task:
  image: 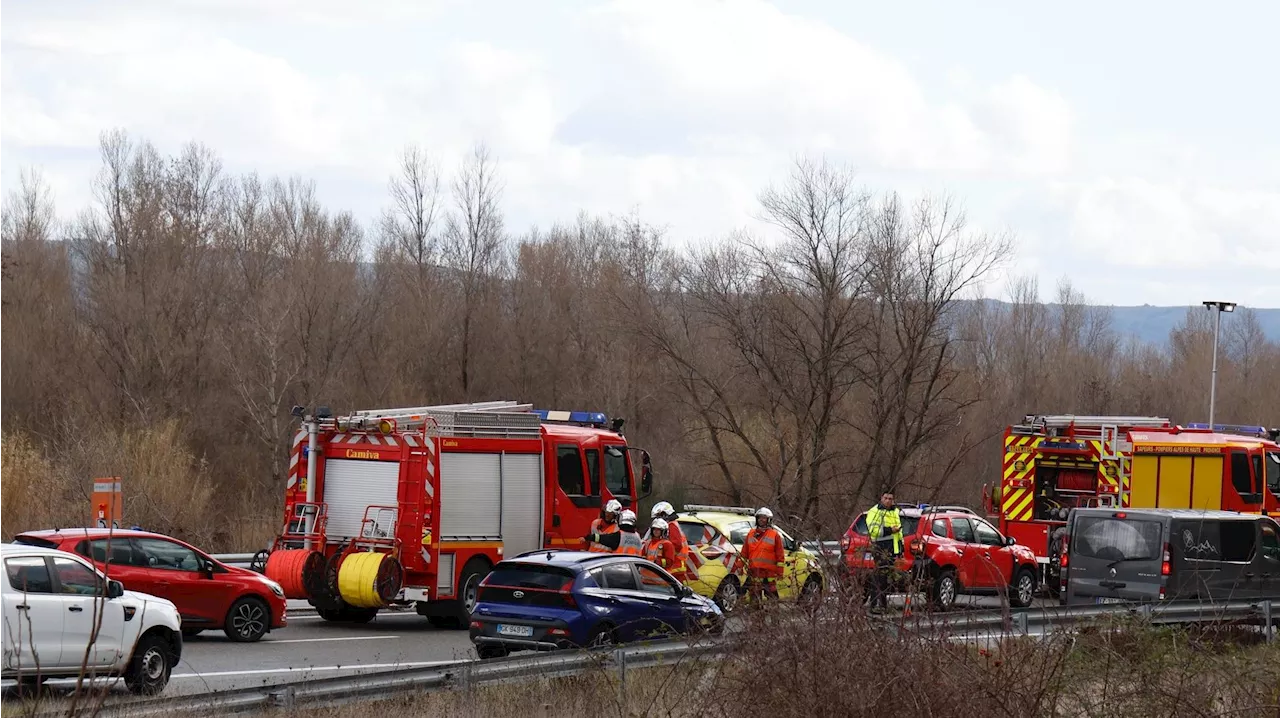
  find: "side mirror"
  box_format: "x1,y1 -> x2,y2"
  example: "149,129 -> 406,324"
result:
638,450 -> 654,498
201,559 -> 215,579
1005,536 -> 1017,546
680,585 -> 694,598
107,579 -> 125,599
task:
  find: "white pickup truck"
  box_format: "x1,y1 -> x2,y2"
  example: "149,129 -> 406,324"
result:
1,542 -> 183,695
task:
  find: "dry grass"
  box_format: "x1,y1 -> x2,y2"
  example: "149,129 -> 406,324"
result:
201,603 -> 1280,718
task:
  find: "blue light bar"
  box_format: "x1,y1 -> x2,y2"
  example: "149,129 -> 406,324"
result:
532,409 -> 609,427
1186,423 -> 1267,436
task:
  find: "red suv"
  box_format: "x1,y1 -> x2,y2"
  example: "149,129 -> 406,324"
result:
14,529 -> 287,641
841,506 -> 1039,610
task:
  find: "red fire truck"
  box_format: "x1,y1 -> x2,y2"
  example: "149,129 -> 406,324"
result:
983,415 -> 1280,591
258,400 -> 653,626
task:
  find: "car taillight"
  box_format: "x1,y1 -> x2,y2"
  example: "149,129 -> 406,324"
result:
548,627 -> 570,637
841,535 -> 851,551
469,620 -> 482,629
1161,542 -> 1171,576
909,539 -> 924,556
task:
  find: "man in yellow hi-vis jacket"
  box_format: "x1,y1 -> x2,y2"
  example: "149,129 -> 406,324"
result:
866,492 -> 902,612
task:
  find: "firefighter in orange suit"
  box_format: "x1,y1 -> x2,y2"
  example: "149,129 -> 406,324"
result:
739,507 -> 785,601
584,509 -> 644,555
651,501 -> 690,581
585,499 -> 622,553
643,518 -> 678,571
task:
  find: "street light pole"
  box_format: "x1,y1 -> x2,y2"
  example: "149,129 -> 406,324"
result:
1202,300 -> 1237,428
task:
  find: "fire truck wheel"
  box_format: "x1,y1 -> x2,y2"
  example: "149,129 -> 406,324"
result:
929,568 -> 958,611
1010,568 -> 1036,608
453,558 -> 490,626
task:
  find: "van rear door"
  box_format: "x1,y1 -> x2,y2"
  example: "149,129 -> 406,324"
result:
1066,513 -> 1166,605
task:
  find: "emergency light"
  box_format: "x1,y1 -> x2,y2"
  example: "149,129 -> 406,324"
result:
1185,422 -> 1268,436
532,409 -> 609,427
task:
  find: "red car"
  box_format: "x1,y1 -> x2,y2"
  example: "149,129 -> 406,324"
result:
841,506 -> 1039,610
14,529 -> 287,641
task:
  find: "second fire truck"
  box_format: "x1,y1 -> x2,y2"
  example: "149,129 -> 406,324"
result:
257,400 -> 653,626
984,414 -> 1280,590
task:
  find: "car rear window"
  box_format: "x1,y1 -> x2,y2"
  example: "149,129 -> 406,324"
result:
485,563 -> 576,589
1074,516 -> 1163,561
852,514 -> 920,536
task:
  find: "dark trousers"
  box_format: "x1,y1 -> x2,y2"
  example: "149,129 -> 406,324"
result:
868,549 -> 898,610
744,575 -> 780,602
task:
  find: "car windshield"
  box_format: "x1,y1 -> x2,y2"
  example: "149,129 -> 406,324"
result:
1073,516 -> 1163,562
485,563 -> 576,589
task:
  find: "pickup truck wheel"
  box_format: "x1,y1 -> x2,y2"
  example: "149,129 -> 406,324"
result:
124,633 -> 173,695
929,569 -> 958,611
225,596 -> 270,642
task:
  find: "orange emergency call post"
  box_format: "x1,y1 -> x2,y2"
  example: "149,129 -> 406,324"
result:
92,477 -> 123,528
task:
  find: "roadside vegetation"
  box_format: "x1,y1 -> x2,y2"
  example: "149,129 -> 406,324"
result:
3,131 -> 1278,550
259,607 -> 1280,718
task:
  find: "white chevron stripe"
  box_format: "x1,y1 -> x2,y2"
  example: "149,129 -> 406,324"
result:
331,434 -> 347,444
367,435 -> 382,446
347,434 -> 362,444
384,436 -> 398,447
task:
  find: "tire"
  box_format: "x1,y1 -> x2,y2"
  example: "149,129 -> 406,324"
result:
929,568 -> 958,611
181,627 -> 204,638
452,559 -> 490,626
800,576 -> 823,604
713,576 -> 741,612
477,644 -> 509,660
319,607 -> 346,622
224,596 -> 271,642
124,632 -> 174,696
586,623 -> 616,649
344,607 -> 378,624
1010,568 -> 1036,608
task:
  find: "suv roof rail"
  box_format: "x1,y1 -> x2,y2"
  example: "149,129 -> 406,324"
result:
682,504 -> 756,516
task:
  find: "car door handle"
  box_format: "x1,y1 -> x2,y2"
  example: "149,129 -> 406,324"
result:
15,604 -> 29,611
68,606 -> 84,612
1244,572 -> 1256,579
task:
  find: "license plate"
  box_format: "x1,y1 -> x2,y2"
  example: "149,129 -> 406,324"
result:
863,552 -> 873,562
1095,597 -> 1127,605
496,623 -> 534,637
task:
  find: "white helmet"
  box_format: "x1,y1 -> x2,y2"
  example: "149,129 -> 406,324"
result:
651,501 -> 675,519
650,518 -> 669,533
605,499 -> 623,515
755,507 -> 773,519
620,510 -> 637,527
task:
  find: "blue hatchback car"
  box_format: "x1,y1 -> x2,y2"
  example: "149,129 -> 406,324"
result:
469,550 -> 724,658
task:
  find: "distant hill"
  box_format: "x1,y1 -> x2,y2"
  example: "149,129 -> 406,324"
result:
969,301 -> 1280,346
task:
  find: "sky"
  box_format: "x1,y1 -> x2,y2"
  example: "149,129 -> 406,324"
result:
3,0 -> 1279,308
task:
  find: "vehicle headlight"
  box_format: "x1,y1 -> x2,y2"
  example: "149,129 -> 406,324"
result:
260,577 -> 285,598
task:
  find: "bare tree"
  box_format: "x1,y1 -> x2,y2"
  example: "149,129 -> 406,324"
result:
442,144 -> 506,399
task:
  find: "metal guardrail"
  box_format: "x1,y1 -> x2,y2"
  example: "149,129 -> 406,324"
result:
32,638 -> 727,718
889,598 -> 1277,638
211,553 -> 257,568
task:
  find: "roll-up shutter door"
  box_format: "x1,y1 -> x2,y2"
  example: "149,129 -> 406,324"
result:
440,453 -> 501,539
501,453 -> 543,558
321,459 -> 401,539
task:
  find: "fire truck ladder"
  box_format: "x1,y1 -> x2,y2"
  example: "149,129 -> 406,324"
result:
337,401 -> 543,439
1023,415 -> 1172,460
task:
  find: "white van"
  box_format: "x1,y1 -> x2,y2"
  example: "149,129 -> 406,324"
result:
1,543 -> 183,695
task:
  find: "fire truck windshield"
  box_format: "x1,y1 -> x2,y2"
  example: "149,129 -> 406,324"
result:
1267,452 -> 1280,494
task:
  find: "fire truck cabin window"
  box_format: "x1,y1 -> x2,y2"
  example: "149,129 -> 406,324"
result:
603,445 -> 632,497
1268,453 -> 1280,494
556,445 -> 586,496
